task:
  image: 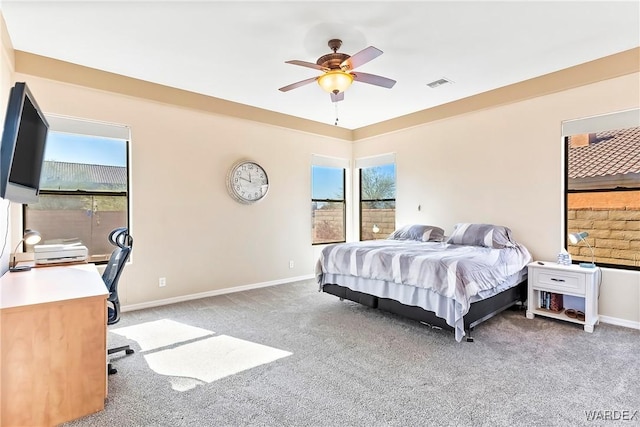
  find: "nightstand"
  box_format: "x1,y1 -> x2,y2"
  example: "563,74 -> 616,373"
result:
526,261 -> 601,332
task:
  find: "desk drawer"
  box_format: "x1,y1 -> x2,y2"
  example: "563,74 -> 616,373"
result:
533,270 -> 586,294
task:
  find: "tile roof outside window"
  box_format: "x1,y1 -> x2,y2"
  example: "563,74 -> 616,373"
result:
40,161 -> 127,191
568,127 -> 640,179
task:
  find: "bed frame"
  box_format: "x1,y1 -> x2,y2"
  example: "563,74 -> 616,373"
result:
322,280 -> 527,342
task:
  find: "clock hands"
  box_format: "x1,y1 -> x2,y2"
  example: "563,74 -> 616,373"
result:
239,171 -> 254,183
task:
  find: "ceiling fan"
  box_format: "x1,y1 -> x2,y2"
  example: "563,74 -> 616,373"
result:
279,39 -> 396,102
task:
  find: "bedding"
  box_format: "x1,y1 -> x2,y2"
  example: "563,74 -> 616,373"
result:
315,235 -> 532,341
387,224 -> 445,242
445,223 -> 516,249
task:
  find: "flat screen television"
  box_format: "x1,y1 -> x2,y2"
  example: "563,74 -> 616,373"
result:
0,82 -> 49,204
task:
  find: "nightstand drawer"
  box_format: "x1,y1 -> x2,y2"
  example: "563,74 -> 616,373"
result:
532,270 -> 586,294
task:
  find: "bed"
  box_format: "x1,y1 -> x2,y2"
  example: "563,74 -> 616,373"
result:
315,223 -> 532,342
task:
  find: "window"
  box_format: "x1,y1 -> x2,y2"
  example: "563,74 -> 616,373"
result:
311,155 -> 347,245
563,109 -> 639,270
24,115 -> 130,263
357,154 -> 396,241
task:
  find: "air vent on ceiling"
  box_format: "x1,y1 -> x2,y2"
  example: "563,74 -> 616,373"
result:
426,77 -> 453,89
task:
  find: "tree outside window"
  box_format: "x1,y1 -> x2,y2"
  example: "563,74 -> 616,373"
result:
360,164 -> 395,240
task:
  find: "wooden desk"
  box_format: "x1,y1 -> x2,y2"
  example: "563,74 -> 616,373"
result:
0,264 -> 108,426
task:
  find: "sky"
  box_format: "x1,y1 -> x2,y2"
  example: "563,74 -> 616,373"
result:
312,166 -> 343,199
312,163 -> 395,199
44,131 -> 127,167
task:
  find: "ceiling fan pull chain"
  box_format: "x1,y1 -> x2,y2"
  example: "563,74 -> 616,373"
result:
334,102 -> 339,126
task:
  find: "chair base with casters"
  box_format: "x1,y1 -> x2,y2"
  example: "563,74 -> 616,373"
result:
108,344 -> 135,375
107,300 -> 134,374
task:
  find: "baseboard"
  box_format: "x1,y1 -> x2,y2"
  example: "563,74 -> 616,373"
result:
599,315 -> 640,330
121,274 -> 315,312
121,278 -> 640,331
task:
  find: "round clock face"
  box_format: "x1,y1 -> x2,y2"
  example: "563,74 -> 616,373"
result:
226,160 -> 269,204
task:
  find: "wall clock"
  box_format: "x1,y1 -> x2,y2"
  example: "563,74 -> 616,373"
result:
226,160 -> 270,204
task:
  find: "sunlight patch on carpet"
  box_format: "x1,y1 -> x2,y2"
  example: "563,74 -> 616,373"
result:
111,318 -> 214,351
143,335 -> 293,391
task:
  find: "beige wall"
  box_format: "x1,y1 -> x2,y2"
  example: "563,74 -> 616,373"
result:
0,14 -> 14,275
10,74 -> 352,305
1,10 -> 638,325
353,72 -> 640,324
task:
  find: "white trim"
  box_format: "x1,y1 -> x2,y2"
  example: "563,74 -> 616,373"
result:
44,113 -> 131,140
562,108 -> 640,136
355,152 -> 396,169
311,154 -> 349,169
599,315 -> 640,331
122,275 -> 640,332
120,274 -> 315,312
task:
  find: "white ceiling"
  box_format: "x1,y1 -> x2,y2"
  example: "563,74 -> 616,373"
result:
2,1 -> 639,130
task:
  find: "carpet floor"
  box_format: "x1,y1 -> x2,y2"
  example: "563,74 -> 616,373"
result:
65,279 -> 640,427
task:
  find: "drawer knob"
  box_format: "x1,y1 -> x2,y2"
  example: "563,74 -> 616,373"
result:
550,278 -> 566,282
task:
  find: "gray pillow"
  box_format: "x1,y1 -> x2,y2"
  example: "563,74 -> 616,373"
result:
445,223 -> 516,248
388,224 -> 445,242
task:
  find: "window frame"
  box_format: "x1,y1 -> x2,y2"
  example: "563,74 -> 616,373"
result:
311,155 -> 349,246
356,153 -> 396,242
562,109 -> 640,271
22,115 -> 131,265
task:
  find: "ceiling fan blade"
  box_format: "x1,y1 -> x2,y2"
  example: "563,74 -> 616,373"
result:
330,92 -> 344,103
278,76 -> 318,92
341,46 -> 383,71
285,60 -> 328,71
352,71 -> 396,89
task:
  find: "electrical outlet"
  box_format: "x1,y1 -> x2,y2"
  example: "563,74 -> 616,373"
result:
159,277 -> 166,287
289,260 -> 294,269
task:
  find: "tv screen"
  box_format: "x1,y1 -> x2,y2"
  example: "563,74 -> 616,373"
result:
0,82 -> 49,204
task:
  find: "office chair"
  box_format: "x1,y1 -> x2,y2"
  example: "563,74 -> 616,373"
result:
104,227 -> 134,375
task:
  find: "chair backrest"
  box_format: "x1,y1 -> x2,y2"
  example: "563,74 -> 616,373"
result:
103,227 -> 133,325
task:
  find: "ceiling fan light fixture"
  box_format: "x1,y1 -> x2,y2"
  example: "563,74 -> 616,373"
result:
317,70 -> 354,94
